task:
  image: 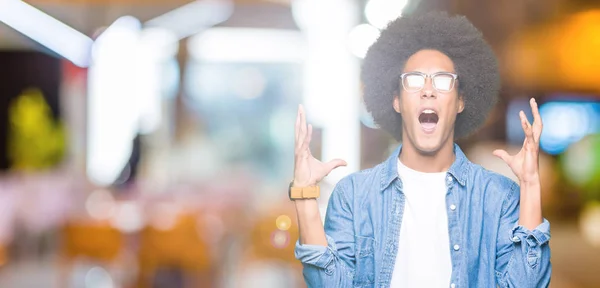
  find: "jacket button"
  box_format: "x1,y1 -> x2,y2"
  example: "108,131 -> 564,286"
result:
450,204 -> 456,211
453,244 -> 460,251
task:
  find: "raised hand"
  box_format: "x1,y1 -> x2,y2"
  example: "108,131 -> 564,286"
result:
294,105 -> 347,187
493,98 -> 543,184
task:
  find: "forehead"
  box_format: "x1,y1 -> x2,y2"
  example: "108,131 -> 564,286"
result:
403,49 -> 455,73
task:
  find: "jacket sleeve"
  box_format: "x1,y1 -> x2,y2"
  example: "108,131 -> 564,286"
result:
295,180 -> 355,287
495,182 -> 552,288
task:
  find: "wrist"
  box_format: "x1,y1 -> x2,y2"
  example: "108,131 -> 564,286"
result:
292,180 -> 316,187
294,198 -> 318,206
519,174 -> 540,187
518,181 -> 543,229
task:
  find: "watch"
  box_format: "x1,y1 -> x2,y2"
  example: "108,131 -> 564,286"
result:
288,180 -> 320,200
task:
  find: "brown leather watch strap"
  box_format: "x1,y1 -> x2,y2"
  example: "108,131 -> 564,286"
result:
290,185 -> 320,199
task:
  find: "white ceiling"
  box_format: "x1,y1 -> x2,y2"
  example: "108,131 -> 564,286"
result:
0,1 -> 299,51
0,3 -> 191,49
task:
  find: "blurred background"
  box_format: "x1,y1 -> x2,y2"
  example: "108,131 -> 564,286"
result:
0,0 -> 599,287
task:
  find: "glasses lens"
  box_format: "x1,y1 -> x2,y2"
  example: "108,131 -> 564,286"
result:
433,74 -> 454,92
403,74 -> 425,92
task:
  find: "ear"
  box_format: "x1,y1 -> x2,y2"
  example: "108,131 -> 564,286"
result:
458,95 -> 465,113
393,94 -> 401,113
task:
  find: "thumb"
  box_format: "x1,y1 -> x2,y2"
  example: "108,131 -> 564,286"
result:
325,159 -> 347,173
492,149 -> 511,164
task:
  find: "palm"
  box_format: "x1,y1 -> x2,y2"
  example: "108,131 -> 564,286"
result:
493,98 -> 542,184
294,105 -> 346,186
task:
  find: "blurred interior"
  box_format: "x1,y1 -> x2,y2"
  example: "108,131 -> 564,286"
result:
0,0 -> 600,287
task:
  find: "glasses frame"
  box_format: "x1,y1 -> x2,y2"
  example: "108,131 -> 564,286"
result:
400,71 -> 459,93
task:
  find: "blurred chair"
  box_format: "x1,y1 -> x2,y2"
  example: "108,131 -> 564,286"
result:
136,212 -> 213,288
59,220 -> 125,287
238,200 -> 304,288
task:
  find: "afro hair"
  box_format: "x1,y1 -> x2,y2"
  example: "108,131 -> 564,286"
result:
361,11 -> 500,141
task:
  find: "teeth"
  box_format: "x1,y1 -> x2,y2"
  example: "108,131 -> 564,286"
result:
422,109 -> 435,114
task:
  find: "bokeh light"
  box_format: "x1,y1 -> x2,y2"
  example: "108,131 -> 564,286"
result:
84,266 -> 114,288
580,201 -> 600,248
149,202 -> 180,231
85,189 -> 116,220
275,215 -> 292,231
538,101 -> 600,155
347,24 -> 380,59
270,230 -> 290,249
109,201 -> 143,233
555,10 -> 600,90
562,134 -> 600,196
364,0 -> 408,29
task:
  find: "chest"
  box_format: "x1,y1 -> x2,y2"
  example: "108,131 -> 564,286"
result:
351,182 -> 505,286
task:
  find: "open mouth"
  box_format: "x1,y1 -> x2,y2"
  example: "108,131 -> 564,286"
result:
419,109 -> 439,133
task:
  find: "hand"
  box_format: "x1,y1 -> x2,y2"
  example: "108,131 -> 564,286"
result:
294,105 -> 347,187
493,98 -> 542,184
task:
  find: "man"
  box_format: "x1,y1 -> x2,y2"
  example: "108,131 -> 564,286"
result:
290,11 -> 551,288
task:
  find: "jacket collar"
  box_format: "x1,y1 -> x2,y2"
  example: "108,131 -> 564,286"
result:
380,143 -> 469,191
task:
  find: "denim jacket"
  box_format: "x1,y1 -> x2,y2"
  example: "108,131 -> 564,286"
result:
295,144 -> 551,287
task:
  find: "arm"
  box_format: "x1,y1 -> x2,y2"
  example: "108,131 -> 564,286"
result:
291,104 -> 351,287
295,195 -> 327,248
294,182 -> 355,287
495,182 -> 551,288
493,98 -> 551,287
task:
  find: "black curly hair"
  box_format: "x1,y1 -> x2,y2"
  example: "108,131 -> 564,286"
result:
361,11 -> 500,141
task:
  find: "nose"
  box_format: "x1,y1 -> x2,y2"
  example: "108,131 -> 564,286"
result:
421,89 -> 435,98
421,77 -> 435,98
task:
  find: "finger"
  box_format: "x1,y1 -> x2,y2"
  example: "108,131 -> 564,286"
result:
295,106 -> 301,144
530,98 -> 543,141
300,124 -> 313,153
297,105 -> 307,151
325,159 -> 348,174
519,110 -> 533,139
492,149 -> 512,164
300,104 -> 307,132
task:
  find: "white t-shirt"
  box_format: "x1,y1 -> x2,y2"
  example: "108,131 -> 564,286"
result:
390,159 -> 452,287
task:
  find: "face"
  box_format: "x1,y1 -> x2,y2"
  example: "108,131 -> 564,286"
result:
393,49 -> 464,154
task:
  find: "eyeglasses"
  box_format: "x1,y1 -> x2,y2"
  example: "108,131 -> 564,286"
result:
400,71 -> 458,93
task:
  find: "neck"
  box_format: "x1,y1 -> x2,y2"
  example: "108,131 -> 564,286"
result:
399,137 -> 455,173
